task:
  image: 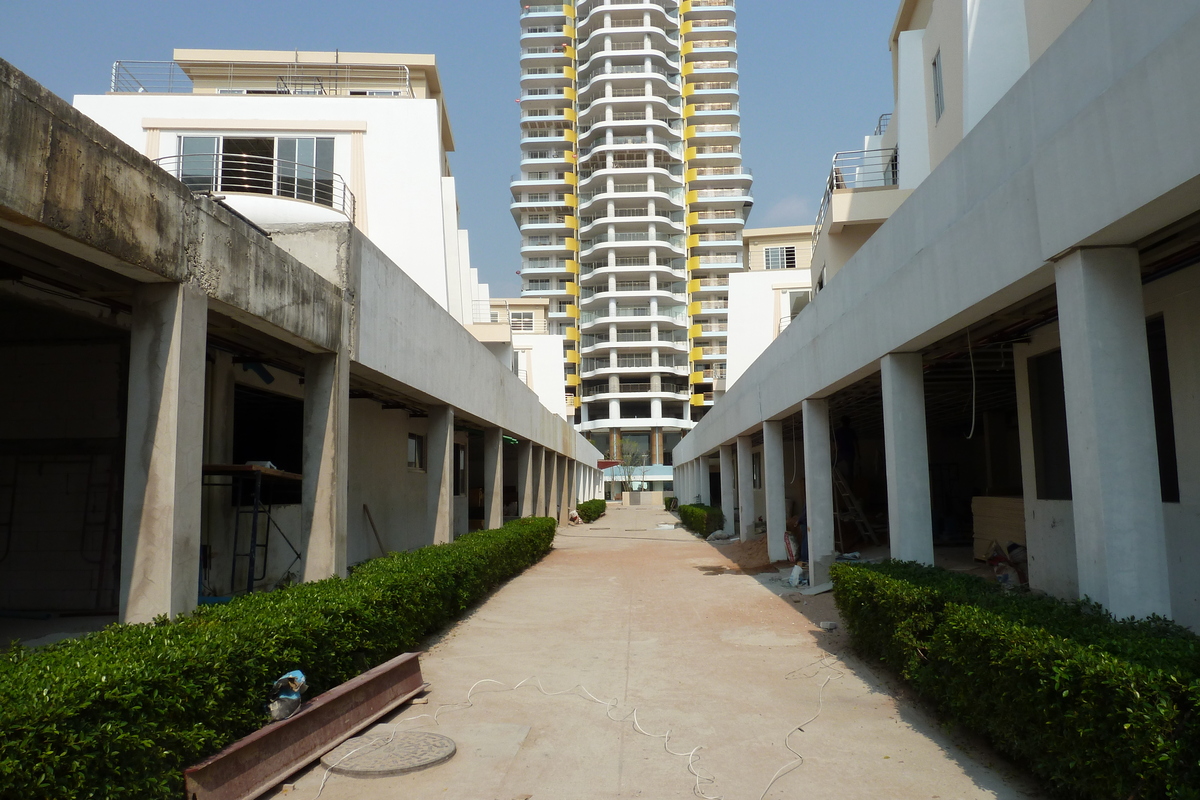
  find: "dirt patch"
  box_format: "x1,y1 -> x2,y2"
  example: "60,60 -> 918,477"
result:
706,536 -> 771,570
695,563 -> 779,577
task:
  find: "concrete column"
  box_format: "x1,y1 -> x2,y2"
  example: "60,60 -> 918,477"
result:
202,351 -> 236,595
426,406 -> 455,544
120,284 -> 207,623
532,445 -> 546,517
1055,247 -> 1170,619
736,435 -> 756,541
301,349 -> 349,582
546,451 -> 559,519
803,398 -> 836,586
881,353 -> 934,565
763,420 -> 787,563
557,455 -> 570,525
698,457 -> 712,506
719,444 -> 736,535
567,460 -> 578,511
517,440 -> 534,517
1164,290 -> 1200,505
483,427 -> 504,529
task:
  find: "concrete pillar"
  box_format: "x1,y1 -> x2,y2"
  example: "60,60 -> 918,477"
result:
483,427 -> 504,529
517,440 -> 534,517
301,349 -> 349,582
426,406 -> 455,544
1055,247 -> 1170,619
532,445 -> 546,517
120,283 -> 207,624
719,444 -> 736,535
202,351 -> 236,595
764,420 -> 787,563
698,457 -> 712,506
736,435 -> 755,541
557,455 -> 570,525
546,451 -> 559,519
567,460 -> 578,511
803,398 -> 836,586
881,353 -> 934,565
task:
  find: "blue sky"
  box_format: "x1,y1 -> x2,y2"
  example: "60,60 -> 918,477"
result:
1,1 -> 897,297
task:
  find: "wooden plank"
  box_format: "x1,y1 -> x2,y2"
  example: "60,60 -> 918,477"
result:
184,652 -> 428,800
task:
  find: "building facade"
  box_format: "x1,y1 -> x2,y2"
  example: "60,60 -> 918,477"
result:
672,0 -> 1200,631
512,0 -> 751,491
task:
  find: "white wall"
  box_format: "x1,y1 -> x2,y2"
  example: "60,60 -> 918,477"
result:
727,269 -> 811,388
964,0 -> 1031,134
514,332 -> 570,420
896,28 -> 932,190
72,93 -> 454,312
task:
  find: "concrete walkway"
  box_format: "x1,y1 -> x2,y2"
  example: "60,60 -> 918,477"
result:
269,504 -> 1043,800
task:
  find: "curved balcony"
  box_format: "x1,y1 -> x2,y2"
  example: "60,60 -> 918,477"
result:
579,262 -> 686,282
581,307 -> 688,328
576,45 -> 680,77
577,210 -> 684,235
579,288 -> 687,309
156,153 -> 355,224
581,384 -> 692,402
580,338 -> 689,356
577,22 -> 679,52
578,417 -> 694,434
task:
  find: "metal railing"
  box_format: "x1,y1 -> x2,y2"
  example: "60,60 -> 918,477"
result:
154,153 -> 354,220
812,146 -> 899,253
874,112 -> 893,136
110,60 -> 412,97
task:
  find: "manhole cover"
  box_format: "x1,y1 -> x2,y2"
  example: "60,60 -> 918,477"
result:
321,730 -> 456,777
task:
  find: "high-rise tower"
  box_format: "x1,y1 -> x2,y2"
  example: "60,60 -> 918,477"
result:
513,0 -> 750,492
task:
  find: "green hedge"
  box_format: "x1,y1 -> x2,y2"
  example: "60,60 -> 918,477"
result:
0,517 -> 557,800
577,499 -> 606,523
678,504 -> 724,535
831,561 -> 1200,799
664,496 -> 678,512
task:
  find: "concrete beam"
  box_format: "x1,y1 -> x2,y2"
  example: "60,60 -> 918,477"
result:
119,283 -> 207,623
1056,247 -> 1170,618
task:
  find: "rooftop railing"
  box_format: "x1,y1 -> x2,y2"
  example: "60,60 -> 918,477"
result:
154,153 -> 354,221
110,60 -> 412,97
812,145 -> 899,253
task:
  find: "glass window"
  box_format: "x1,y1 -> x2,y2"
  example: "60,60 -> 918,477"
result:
764,246 -> 796,270
180,136 -> 218,192
407,433 -> 425,470
752,451 -> 762,489
932,50 -> 945,122
511,311 -> 535,332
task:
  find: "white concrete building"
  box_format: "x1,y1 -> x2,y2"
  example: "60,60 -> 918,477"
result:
74,50 -> 488,324
512,0 -> 752,494
672,0 -> 1200,629
0,58 -> 604,630
469,297 -> 572,420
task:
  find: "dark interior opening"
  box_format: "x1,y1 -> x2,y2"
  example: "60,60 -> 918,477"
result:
232,385 -> 303,505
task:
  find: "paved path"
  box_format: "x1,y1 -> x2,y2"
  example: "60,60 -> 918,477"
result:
270,504 -> 1042,800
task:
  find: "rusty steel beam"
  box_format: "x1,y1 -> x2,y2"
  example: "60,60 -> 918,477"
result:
184,652 -> 429,800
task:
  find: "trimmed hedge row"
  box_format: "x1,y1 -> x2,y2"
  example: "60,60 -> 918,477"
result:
0,517 -> 557,800
577,499 -> 606,523
831,561 -> 1200,799
678,504 -> 724,535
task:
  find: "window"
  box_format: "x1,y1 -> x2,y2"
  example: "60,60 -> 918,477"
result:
454,443 -> 466,496
763,246 -> 797,270
511,311 -> 535,331
751,451 -> 762,489
932,50 -> 945,122
407,433 -> 425,470
526,279 -> 551,292
1028,350 -> 1071,500
178,135 -> 335,206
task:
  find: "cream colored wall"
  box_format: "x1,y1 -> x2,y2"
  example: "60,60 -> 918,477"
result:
1025,0 -> 1092,64
923,0 -> 964,172
744,231 -> 814,272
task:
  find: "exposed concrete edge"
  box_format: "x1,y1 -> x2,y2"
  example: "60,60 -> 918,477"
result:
184,652 -> 428,800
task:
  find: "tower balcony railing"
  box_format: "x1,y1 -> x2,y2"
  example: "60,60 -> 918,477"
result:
812,145 -> 900,254
109,60 -> 413,97
154,153 -> 354,221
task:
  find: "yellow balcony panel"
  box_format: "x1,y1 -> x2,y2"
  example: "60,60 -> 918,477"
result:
565,193 -> 579,207
684,125 -> 697,140
681,0 -> 693,13
565,258 -> 580,272
682,62 -> 695,77
686,212 -> 699,226
564,4 -> 576,19
567,374 -> 582,386
683,105 -> 696,119
686,279 -> 700,294
681,20 -> 693,34
682,84 -> 695,98
565,65 -> 577,79
565,216 -> 579,230
687,256 -> 700,271
688,323 -> 702,338
686,234 -> 700,248
566,281 -> 580,296
685,146 -> 697,160
565,129 -> 578,142
565,172 -> 579,185
566,349 -> 581,364
573,394 -> 582,408
565,108 -> 578,122
565,325 -> 580,341
682,42 -> 694,56
565,235 -> 579,250
565,45 -> 577,58
567,304 -> 580,318
686,189 -> 699,204
686,168 -> 698,182
566,150 -> 578,163
689,371 -> 704,385
687,306 -> 701,321
564,24 -> 576,38
690,393 -> 705,407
